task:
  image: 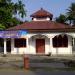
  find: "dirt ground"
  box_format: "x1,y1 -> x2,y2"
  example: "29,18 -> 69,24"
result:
0,70 -> 75,75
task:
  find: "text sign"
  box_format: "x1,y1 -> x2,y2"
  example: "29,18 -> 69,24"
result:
0,30 -> 28,38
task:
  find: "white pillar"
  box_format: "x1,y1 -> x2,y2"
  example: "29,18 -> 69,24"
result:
50,37 -> 53,54
4,38 -> 7,54
24,37 -> 29,54
11,38 -> 14,54
73,38 -> 74,46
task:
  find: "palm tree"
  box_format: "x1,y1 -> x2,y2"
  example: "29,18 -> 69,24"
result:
13,0 -> 26,18
55,14 -> 67,24
67,3 -> 75,25
17,0 -> 26,18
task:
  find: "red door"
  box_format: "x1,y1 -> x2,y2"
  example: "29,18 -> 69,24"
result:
36,39 -> 45,53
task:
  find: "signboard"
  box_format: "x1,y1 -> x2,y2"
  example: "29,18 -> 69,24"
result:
18,30 -> 28,36
0,31 -> 4,38
0,30 -> 28,38
4,31 -> 20,38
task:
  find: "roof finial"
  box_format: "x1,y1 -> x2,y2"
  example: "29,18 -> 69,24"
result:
41,8 -> 43,10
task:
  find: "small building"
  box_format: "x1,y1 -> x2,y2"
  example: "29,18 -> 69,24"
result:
0,8 -> 75,55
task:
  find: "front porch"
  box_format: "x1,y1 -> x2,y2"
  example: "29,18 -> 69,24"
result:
0,33 -> 75,55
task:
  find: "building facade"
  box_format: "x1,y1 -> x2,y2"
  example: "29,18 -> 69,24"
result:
0,8 -> 75,55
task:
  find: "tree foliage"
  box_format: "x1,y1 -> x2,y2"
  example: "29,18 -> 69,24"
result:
55,3 -> 75,26
56,14 -> 67,24
0,0 -> 26,29
67,3 -> 75,25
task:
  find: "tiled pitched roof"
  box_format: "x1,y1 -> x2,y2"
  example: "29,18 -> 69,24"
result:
7,21 -> 74,32
30,8 -> 53,18
7,8 -> 75,32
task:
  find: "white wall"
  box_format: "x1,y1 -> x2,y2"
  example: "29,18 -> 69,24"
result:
28,37 -> 36,54
11,32 -> 75,55
29,36 -> 50,54
45,38 -> 50,54
28,33 -> 74,55
33,17 -> 50,21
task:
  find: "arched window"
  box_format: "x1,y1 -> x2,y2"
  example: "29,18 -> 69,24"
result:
62,35 -> 68,47
53,36 -> 58,47
53,34 -> 68,47
58,35 -> 62,47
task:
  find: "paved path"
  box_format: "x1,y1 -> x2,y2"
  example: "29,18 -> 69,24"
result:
30,62 -> 65,68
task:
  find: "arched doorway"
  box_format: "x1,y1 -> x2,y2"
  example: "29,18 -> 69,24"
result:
30,34 -> 49,54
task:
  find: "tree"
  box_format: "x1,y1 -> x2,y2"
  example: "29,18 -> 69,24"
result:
0,24 -> 6,30
55,14 -> 67,24
66,3 -> 75,25
17,0 -> 26,18
0,0 -> 26,29
55,3 -> 75,26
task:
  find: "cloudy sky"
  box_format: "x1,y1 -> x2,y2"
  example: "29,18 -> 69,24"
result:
12,0 -> 75,21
